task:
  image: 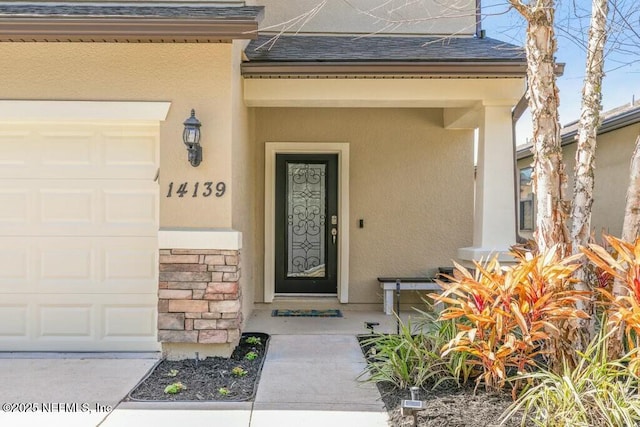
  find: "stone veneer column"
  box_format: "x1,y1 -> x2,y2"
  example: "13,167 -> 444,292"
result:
158,249 -> 242,348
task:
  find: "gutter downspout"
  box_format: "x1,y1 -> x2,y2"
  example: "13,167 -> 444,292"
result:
476,0 -> 482,38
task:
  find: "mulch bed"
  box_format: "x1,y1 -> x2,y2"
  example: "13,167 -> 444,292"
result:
358,335 -> 530,427
127,332 -> 269,402
379,382 -> 527,427
128,330 -> 528,425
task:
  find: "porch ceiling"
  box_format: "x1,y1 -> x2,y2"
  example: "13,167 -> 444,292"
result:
243,77 -> 526,108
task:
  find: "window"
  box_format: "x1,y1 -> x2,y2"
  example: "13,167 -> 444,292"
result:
519,167 -> 534,231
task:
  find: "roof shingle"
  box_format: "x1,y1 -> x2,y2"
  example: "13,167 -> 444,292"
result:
0,3 -> 264,19
245,35 -> 525,63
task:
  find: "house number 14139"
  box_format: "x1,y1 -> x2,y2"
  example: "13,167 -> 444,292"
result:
166,181 -> 226,198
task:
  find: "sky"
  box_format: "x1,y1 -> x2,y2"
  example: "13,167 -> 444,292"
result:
481,0 -> 640,146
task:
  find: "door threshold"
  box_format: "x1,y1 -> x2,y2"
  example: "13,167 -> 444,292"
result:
263,295 -> 341,310
274,294 -> 338,298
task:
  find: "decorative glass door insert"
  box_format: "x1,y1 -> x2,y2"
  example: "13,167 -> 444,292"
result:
286,163 -> 326,278
275,154 -> 338,294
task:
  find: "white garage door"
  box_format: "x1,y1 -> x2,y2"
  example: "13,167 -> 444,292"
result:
0,121 -> 160,351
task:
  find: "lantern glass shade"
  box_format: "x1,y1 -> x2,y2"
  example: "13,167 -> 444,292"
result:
185,128 -> 198,144
182,109 -> 201,146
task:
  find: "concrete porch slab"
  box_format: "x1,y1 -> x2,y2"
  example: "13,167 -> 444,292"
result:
246,308 -> 424,335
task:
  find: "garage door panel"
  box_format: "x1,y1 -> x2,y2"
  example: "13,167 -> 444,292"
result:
40,246 -> 95,282
0,305 -> 28,337
39,305 -> 92,338
0,246 -> 29,285
0,181 -> 158,236
104,246 -> 157,283
0,237 -> 157,294
104,131 -> 157,168
0,189 -> 28,224
104,189 -> 158,227
0,120 -> 159,351
0,295 -> 159,351
0,123 -> 158,180
103,305 -> 156,339
39,131 -> 95,167
40,189 -> 94,224
0,129 -> 30,169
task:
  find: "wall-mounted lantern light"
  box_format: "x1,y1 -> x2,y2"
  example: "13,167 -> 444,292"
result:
183,109 -> 202,167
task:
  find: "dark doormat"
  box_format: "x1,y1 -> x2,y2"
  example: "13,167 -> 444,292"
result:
271,309 -> 343,317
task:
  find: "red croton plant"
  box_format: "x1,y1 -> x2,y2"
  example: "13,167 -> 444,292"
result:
583,235 -> 640,360
430,247 -> 589,393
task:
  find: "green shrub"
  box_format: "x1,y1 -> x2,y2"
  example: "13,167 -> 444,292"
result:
231,366 -> 247,377
359,316 -> 448,389
501,328 -> 640,427
164,382 -> 186,394
245,336 -> 262,346
413,304 -> 475,387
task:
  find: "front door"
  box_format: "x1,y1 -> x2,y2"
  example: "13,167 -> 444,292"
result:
275,154 -> 338,294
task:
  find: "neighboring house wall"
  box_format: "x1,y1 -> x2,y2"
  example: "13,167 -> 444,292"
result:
253,0 -> 477,35
53,0 -> 477,35
517,121 -> 640,241
253,107 -> 475,304
590,123 -> 640,236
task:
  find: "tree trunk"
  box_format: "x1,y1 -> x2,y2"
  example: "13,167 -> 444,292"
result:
570,0 -> 608,253
570,0 -> 609,345
510,0 -> 572,372
511,0 -> 569,256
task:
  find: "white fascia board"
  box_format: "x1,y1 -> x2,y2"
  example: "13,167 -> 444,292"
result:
0,100 -> 171,121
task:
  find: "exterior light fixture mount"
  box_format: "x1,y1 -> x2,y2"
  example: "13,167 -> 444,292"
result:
183,109 -> 202,167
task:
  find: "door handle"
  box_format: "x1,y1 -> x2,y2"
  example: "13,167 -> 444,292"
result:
331,227 -> 337,244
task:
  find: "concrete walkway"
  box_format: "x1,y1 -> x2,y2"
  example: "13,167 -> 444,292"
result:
0,311 -> 395,426
251,334 -> 387,426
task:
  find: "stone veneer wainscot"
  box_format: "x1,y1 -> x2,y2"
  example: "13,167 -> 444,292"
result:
158,249 -> 242,348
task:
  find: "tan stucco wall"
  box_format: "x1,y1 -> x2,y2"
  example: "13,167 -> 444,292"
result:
0,42 -> 235,228
517,122 -> 640,241
254,0 -> 477,35
254,107 -> 474,304
230,40 -> 257,323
